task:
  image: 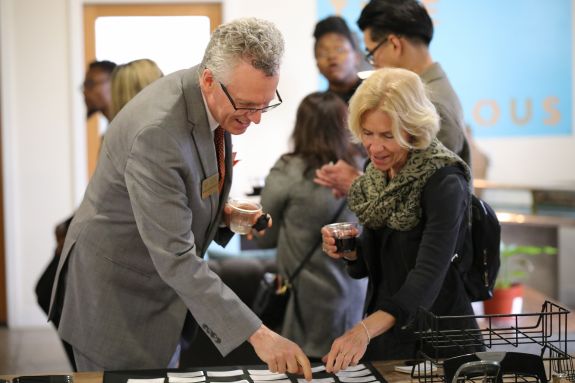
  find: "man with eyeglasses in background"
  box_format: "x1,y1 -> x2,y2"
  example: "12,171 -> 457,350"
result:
48,17 -> 312,378
315,0 -> 471,197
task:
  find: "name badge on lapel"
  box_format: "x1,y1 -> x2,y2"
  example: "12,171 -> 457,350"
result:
201,173 -> 219,199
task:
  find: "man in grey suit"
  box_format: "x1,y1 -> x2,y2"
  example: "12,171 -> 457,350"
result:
314,0 -> 471,196
49,18 -> 312,378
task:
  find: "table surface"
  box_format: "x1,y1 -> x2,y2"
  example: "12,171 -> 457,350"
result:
0,361 -> 417,383
2,287 -> 571,383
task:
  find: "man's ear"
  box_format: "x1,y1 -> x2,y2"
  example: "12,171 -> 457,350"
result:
388,34 -> 402,54
200,68 -> 215,93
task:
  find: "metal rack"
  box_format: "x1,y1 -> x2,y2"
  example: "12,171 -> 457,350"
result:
411,301 -> 574,383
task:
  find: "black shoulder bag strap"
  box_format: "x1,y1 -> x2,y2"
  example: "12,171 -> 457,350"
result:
285,198 -> 348,284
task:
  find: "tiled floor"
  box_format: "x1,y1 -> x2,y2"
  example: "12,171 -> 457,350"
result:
0,326 -> 73,375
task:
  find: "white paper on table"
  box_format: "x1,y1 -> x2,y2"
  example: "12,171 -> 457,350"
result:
206,370 -> 245,378
311,366 -> 326,373
168,372 -> 205,378
247,369 -> 273,375
248,374 -> 288,380
210,380 -> 249,383
339,365 -> 366,372
127,379 -> 165,383
253,380 -> 292,383
336,369 -> 372,378
168,377 -> 206,383
297,378 -> 334,383
394,362 -> 437,375
337,376 -> 377,383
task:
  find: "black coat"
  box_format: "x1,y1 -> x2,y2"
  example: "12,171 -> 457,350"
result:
348,166 -> 478,360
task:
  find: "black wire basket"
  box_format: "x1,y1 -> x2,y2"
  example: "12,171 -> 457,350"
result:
409,301 -> 575,383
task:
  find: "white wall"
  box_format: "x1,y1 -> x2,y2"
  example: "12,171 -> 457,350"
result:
0,0 -> 573,327
1,0 -> 76,327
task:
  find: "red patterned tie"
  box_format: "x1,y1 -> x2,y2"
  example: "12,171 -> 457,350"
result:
214,126 -> 225,193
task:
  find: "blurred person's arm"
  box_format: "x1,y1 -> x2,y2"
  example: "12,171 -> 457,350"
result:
314,160 -> 362,198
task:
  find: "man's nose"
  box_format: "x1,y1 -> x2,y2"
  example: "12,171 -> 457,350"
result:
247,110 -> 263,124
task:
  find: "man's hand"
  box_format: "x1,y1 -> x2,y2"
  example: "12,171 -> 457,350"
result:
314,160 -> 361,198
249,325 -> 312,381
249,212 -> 272,240
223,204 -> 272,240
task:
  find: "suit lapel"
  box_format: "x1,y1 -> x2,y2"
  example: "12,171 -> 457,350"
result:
182,66 -> 222,247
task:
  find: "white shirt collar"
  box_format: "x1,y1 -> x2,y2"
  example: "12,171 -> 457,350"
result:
201,90 -> 219,132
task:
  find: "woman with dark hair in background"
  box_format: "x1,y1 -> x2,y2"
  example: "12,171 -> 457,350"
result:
256,91 -> 367,360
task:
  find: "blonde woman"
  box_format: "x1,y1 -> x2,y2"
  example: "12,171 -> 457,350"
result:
321,67 -> 479,370
110,58 -> 164,119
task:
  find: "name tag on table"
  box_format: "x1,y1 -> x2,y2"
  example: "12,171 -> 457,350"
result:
202,173 -> 219,199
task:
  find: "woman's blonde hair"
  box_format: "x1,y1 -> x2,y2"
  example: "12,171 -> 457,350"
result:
110,59 -> 164,119
348,67 -> 439,150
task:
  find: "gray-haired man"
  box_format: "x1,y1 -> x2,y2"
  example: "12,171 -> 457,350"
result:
49,18 -> 312,378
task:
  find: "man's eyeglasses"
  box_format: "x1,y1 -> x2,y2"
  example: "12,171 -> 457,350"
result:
364,38 -> 388,66
219,83 -> 282,114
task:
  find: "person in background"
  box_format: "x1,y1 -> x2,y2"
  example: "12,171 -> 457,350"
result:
321,68 -> 478,371
315,0 -> 471,197
256,91 -> 367,360
48,17 -> 312,378
313,16 -> 363,104
83,60 -> 117,121
109,58 -> 164,119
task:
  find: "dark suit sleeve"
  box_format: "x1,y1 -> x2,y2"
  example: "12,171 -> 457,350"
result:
376,170 -> 469,327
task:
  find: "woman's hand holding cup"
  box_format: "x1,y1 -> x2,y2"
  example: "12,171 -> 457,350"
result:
322,222 -> 360,261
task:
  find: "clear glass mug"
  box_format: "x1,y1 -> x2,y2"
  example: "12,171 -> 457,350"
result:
228,199 -> 262,235
323,222 -> 361,253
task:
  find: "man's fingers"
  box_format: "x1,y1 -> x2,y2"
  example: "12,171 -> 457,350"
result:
296,353 -> 312,381
276,358 -> 287,374
265,355 -> 279,373
286,353 -> 300,375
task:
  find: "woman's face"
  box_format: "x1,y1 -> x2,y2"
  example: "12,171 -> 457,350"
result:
360,109 -> 410,177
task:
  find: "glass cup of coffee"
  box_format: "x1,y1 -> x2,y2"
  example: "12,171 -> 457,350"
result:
323,222 -> 361,253
228,199 -> 262,235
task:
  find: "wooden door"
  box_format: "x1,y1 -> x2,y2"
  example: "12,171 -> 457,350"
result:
83,3 -> 222,177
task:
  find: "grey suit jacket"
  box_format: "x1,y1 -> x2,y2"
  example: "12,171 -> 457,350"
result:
49,66 -> 262,369
421,62 -> 471,165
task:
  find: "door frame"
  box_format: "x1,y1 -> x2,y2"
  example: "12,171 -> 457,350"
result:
0,92 -> 5,325
83,3 -> 222,178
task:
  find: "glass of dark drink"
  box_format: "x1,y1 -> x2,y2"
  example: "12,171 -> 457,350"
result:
323,222 -> 361,253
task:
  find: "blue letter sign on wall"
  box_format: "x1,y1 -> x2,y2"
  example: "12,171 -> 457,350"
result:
316,0 -> 572,138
